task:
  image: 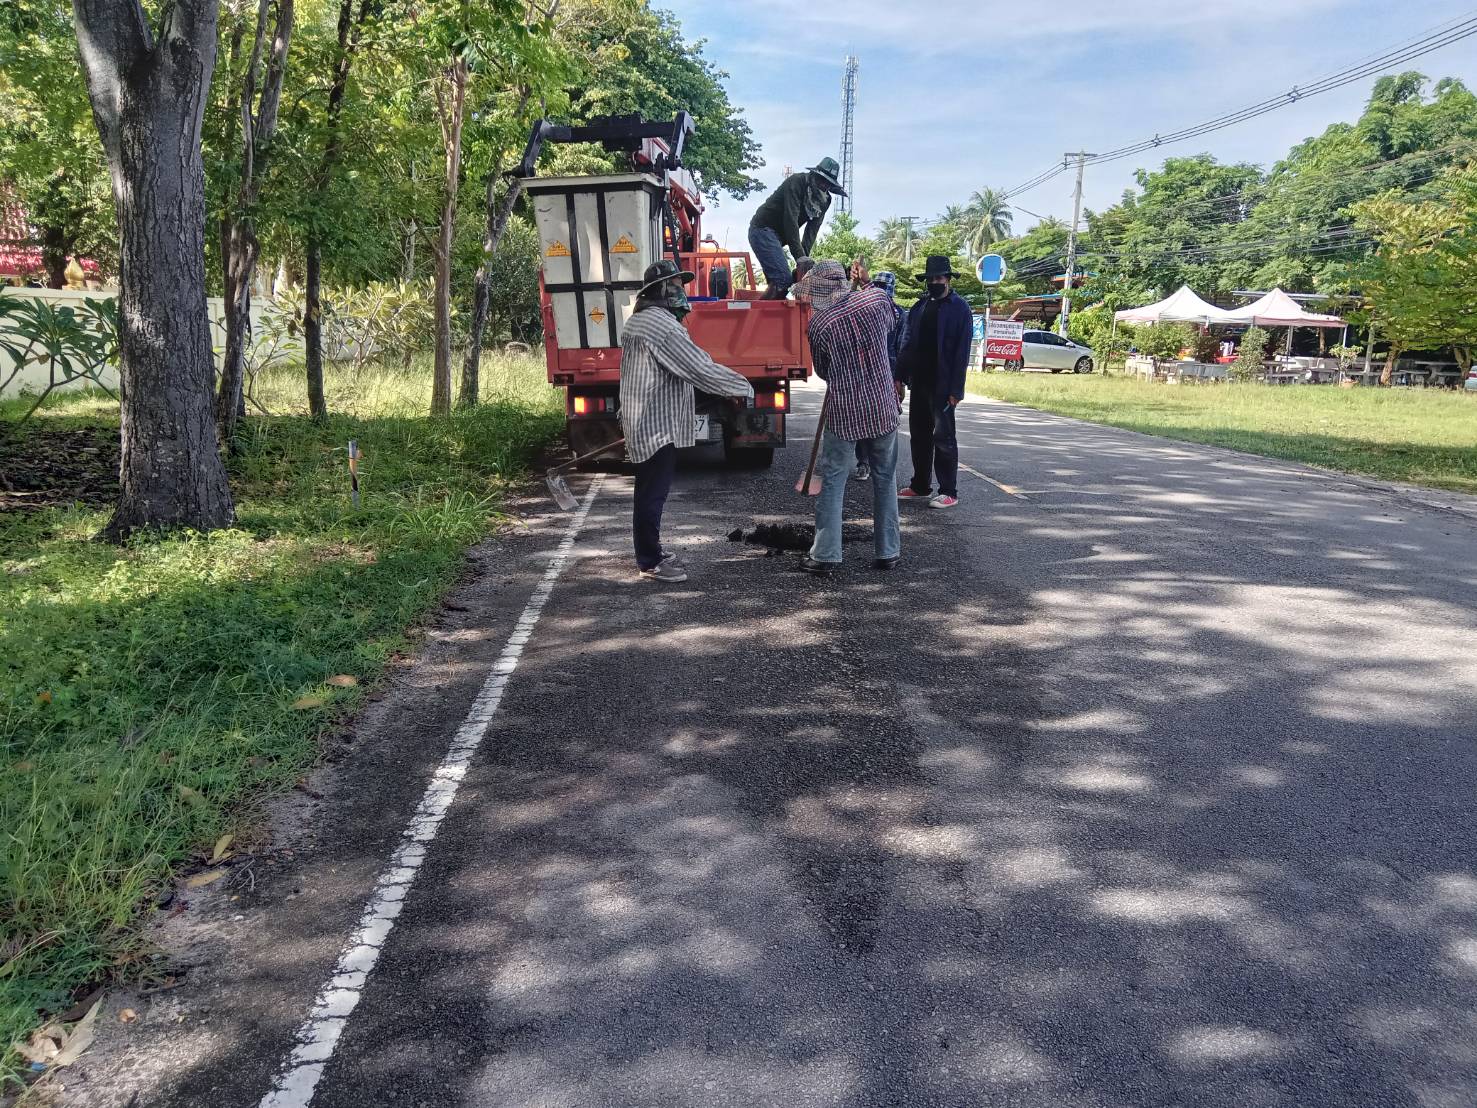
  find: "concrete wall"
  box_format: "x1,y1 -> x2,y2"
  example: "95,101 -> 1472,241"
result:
0,286 -> 274,400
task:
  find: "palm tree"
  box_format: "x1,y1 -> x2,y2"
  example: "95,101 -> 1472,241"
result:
937,204 -> 969,249
875,217 -> 914,261
964,188 -> 1014,256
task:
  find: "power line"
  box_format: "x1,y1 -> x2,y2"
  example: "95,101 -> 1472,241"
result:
1083,14 -> 1477,168
998,10 -> 1477,203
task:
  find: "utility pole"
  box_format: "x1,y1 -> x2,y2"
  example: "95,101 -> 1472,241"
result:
1059,150 -> 1095,337
901,215 -> 918,264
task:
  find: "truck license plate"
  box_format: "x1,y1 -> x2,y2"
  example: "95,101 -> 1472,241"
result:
694,414 -> 712,440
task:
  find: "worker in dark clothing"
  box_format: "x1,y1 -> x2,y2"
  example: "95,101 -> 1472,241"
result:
748,158 -> 847,299
895,256 -> 973,509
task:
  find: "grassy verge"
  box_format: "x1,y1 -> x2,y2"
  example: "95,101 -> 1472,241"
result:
967,371 -> 1477,494
0,355 -> 562,1087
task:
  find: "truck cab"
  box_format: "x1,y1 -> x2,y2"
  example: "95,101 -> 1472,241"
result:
519,113 -> 812,466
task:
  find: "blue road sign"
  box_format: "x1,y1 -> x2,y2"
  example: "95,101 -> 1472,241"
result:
977,254 -> 1007,285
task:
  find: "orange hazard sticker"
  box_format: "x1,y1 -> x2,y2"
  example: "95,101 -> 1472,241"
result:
589,307 -> 606,324
545,241 -> 571,258
610,234 -> 638,254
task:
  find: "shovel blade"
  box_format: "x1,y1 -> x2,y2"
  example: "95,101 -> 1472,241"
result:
545,473 -> 579,511
794,473 -> 824,496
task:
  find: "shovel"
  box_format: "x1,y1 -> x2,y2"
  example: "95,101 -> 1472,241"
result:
545,437 -> 625,510
794,389 -> 832,496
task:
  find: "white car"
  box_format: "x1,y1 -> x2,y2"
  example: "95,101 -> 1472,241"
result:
1001,330 -> 1096,374
1465,366 -> 1477,392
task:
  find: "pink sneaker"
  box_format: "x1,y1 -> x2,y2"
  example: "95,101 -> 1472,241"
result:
897,488 -> 928,500
929,494 -> 959,510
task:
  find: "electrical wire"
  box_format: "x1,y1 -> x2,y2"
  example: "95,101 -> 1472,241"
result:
1083,13 -> 1477,168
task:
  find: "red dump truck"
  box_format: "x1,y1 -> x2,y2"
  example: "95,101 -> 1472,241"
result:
517,113 -> 812,466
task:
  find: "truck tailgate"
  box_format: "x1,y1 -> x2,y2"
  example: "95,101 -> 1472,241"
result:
545,299 -> 811,384
685,299 -> 812,377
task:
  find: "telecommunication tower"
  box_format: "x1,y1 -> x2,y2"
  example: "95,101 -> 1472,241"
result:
839,55 -> 858,214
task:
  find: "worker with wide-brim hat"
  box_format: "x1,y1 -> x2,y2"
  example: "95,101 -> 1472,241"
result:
895,255 -> 973,510
748,157 -> 848,299
618,260 -> 754,583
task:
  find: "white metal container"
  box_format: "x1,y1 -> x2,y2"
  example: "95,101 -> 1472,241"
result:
522,172 -> 666,350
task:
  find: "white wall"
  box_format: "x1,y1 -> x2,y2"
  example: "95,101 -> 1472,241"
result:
0,286 -> 273,400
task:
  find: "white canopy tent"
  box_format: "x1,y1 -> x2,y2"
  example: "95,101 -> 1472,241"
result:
1220,288 -> 1344,328
1114,285 -> 1234,325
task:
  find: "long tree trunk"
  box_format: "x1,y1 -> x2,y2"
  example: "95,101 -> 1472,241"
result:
459,176 -> 523,407
304,236 -> 327,418
430,56 -> 468,419
72,0 -> 235,540
303,0 -> 369,419
216,0 -> 295,443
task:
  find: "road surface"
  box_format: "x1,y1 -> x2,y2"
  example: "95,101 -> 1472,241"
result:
73,381 -> 1477,1108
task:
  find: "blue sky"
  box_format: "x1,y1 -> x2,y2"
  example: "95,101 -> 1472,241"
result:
660,0 -> 1477,249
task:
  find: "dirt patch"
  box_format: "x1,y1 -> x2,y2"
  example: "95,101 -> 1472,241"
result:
0,425 -> 118,512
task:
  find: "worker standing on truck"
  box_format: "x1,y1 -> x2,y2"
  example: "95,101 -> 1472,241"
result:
620,259 -> 755,584
797,261 -> 903,576
748,158 -> 847,299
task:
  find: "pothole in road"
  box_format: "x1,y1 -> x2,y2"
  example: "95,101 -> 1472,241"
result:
727,521 -> 872,552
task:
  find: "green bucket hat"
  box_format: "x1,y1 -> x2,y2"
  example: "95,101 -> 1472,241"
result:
808,157 -> 848,196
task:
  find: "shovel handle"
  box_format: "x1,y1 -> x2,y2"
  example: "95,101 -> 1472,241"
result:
549,437 -> 626,476
798,390 -> 831,494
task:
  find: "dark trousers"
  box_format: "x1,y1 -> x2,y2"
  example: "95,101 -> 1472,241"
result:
908,382 -> 958,497
633,444 -> 677,570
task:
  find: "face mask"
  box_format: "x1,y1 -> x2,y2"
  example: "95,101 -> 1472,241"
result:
661,279 -> 691,319
928,280 -> 950,300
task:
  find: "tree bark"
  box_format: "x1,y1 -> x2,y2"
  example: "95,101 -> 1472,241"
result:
1380,342 -> 1402,387
303,0 -> 370,418
305,236 -> 327,419
430,56 -> 468,419
216,0 -> 295,443
71,0 -> 235,540
459,176 -> 523,407
40,224 -> 73,288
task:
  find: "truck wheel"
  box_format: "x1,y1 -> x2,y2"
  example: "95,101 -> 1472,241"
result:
724,443 -> 775,468
709,266 -> 731,299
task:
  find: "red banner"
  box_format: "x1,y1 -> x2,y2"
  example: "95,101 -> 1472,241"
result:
985,336 -> 1022,359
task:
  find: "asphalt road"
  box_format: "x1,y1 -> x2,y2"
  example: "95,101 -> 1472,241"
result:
71,380 -> 1477,1108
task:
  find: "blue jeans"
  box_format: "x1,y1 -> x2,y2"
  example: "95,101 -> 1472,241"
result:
748,224 -> 792,295
810,429 -> 901,564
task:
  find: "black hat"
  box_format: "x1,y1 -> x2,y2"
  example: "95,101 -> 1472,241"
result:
638,258 -> 696,297
917,255 -> 958,281
807,157 -> 848,197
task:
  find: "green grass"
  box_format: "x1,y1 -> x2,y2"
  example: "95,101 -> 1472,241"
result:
967,371 -> 1477,494
0,355 -> 562,1087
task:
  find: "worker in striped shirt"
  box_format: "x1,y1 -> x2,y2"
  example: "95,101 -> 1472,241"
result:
798,260 -> 903,575
620,259 -> 754,584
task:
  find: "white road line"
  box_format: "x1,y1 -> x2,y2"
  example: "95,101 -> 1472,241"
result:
259,478 -> 604,1108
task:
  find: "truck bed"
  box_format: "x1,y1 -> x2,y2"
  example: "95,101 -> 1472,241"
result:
544,298 -> 812,385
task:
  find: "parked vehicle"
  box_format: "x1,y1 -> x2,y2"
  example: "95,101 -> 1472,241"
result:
519,113 -> 811,468
1001,330 -> 1095,374
1465,366 -> 1477,392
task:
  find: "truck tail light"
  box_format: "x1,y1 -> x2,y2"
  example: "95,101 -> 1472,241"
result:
572,395 -> 610,415
754,388 -> 788,410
